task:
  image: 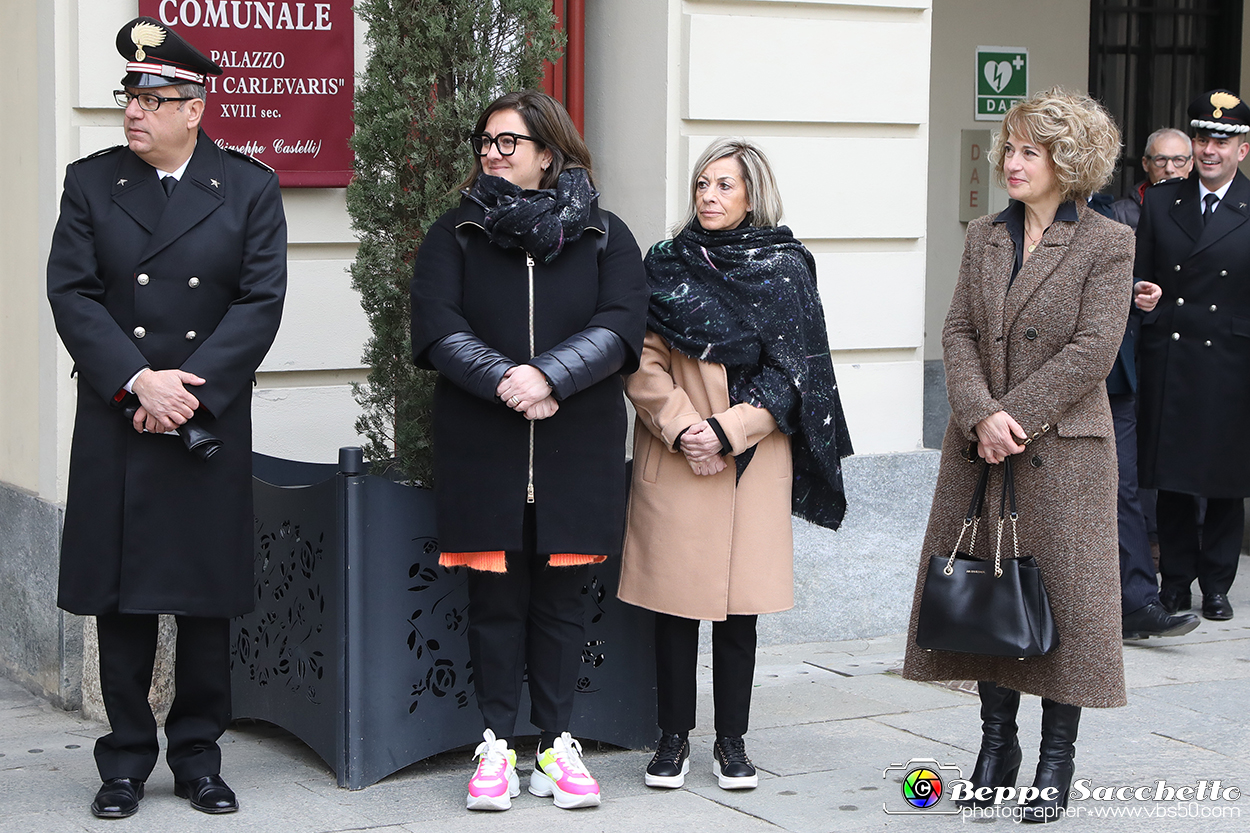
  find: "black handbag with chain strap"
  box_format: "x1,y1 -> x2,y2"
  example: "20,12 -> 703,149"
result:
916,456 -> 1059,658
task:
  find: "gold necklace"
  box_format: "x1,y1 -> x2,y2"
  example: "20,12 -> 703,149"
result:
1024,227 -> 1042,253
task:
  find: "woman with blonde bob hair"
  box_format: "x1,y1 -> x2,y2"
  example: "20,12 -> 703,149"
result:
619,138 -> 852,790
903,87 -> 1134,823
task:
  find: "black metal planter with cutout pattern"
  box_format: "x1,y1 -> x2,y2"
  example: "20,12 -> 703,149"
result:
230,447 -> 657,789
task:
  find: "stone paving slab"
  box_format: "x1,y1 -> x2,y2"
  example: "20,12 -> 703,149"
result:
0,809 -> 96,833
738,671 -> 907,730
1122,631 -> 1250,690
6,580 -> 1250,831
811,666 -> 973,713
747,716 -> 967,780
687,767 -> 964,833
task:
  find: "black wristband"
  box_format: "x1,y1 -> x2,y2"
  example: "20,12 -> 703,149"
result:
706,416 -> 732,456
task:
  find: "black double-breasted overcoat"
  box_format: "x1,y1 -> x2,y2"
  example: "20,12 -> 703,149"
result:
1136,173 -> 1250,497
47,131 -> 287,618
411,197 -> 647,556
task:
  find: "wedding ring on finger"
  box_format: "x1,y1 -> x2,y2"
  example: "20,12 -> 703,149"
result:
508,395 -> 520,406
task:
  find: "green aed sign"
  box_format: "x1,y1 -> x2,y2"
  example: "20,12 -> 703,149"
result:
976,47 -> 1028,121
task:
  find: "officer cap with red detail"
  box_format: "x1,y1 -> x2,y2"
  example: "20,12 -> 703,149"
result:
116,16 -> 223,89
1188,89 -> 1250,139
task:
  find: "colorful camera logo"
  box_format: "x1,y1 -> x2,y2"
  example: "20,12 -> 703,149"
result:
883,758 -> 963,815
902,767 -> 943,808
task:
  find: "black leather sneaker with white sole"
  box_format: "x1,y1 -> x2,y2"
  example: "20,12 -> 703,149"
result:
645,733 -> 690,788
713,736 -> 758,790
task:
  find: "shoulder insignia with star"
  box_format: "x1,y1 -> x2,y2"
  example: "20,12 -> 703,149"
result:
72,145 -> 126,165
1148,177 -> 1185,189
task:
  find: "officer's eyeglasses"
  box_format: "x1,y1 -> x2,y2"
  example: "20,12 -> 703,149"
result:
114,90 -> 197,112
1148,154 -> 1192,168
469,132 -> 538,157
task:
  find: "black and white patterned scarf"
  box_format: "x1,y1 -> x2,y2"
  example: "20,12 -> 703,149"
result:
645,222 -> 853,530
465,169 -> 597,263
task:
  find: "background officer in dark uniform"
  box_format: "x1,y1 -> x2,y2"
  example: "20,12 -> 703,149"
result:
46,17 -> 286,818
1087,194 -> 1199,640
1136,89 -> 1250,622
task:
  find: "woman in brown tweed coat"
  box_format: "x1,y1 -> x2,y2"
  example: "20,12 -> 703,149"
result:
902,89 -> 1134,823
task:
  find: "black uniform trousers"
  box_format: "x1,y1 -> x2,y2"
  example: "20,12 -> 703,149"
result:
1157,491 -> 1244,597
1110,394 -> 1161,613
465,504 -> 587,740
654,612 -> 757,738
94,613 -> 230,782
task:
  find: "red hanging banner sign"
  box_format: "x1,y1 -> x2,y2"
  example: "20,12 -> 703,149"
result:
139,0 -> 354,188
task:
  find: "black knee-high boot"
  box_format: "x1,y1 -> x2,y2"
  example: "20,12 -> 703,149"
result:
959,681 -> 1022,808
1021,698 -> 1081,824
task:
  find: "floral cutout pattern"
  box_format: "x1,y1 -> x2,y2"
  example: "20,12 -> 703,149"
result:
231,518 -> 330,705
406,536 -> 473,713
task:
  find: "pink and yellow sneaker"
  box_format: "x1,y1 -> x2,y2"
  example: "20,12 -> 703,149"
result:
467,729 -> 519,811
528,732 -> 601,809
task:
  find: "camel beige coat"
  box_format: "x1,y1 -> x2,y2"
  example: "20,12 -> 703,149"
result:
902,204 -> 1132,708
618,330 -> 793,621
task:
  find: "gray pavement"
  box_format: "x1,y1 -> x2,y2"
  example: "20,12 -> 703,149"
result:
5,583 -> 1250,832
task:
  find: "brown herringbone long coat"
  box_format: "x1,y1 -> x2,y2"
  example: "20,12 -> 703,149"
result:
902,204 -> 1132,708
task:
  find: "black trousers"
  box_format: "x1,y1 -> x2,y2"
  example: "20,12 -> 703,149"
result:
94,613 -> 230,782
1157,490 -> 1245,597
466,505 -> 587,739
654,612 -> 757,738
1110,394 -> 1160,613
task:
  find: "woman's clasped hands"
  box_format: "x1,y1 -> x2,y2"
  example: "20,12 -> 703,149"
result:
497,365 -> 559,420
974,410 -> 1027,465
681,420 -> 727,476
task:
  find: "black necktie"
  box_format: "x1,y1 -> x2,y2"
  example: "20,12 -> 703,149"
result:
162,176 -> 178,197
1203,192 -> 1219,225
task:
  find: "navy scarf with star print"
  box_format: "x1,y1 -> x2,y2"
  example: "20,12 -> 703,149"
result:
645,222 -> 853,530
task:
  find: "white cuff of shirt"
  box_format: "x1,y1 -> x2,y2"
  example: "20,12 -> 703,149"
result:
123,368 -> 148,394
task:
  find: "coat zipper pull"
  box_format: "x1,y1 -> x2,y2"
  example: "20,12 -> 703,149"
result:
526,251 -> 536,504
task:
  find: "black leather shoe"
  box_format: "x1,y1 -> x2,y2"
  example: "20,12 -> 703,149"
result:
174,774 -> 238,814
91,778 -> 144,818
1159,586 -> 1192,614
1202,593 -> 1234,621
1123,603 -> 1201,639
712,736 -> 758,789
645,732 -> 690,788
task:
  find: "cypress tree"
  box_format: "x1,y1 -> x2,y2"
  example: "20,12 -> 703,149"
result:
347,1 -> 563,484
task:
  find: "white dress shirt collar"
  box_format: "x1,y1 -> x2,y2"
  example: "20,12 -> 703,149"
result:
1199,177 -> 1233,205
158,155 -> 192,182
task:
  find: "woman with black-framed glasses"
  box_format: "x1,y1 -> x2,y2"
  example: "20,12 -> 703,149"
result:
469,131 -> 537,156
411,90 -> 647,812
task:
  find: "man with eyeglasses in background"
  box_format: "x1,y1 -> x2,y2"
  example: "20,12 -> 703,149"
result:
1111,127 -> 1194,229
46,16 -> 286,819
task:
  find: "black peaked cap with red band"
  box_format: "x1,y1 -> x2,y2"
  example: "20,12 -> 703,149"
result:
116,16 -> 223,89
1188,89 -> 1250,139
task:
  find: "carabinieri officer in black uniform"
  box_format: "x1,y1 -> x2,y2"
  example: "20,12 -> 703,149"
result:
1136,89 -> 1250,623
46,16 -> 286,818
